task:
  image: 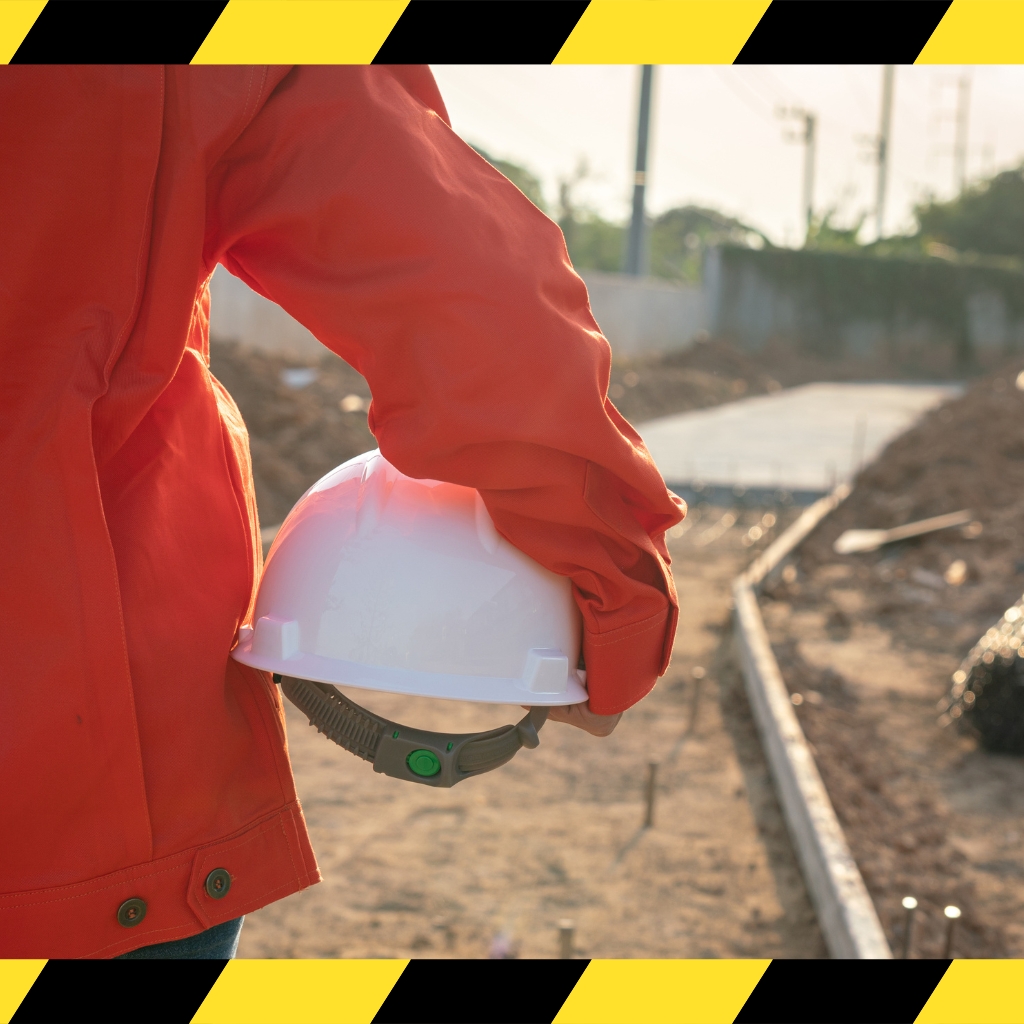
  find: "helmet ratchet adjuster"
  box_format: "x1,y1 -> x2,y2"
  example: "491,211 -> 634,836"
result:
275,674 -> 548,788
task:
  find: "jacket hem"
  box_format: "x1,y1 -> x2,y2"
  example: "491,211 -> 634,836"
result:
0,801 -> 320,959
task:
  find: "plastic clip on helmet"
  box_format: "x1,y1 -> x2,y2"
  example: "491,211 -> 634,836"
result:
232,451 -> 587,787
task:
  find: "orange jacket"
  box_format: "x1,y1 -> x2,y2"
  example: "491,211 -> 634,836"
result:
0,65 -> 683,957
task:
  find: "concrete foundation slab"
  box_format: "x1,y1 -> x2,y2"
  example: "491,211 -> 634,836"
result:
639,382 -> 962,495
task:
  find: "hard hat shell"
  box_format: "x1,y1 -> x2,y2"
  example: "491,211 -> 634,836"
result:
233,450 -> 587,705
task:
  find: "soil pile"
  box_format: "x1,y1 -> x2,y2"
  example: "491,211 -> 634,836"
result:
210,341 -> 375,526
790,357 -> 1024,658
608,339 -> 783,423
610,333 -> 976,428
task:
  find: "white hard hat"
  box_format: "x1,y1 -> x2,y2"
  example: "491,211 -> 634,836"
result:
232,450 -> 587,787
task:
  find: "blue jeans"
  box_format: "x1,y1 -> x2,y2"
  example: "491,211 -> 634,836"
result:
116,916 -> 244,959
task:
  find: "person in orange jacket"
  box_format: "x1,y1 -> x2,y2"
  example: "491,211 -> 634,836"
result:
0,65 -> 684,958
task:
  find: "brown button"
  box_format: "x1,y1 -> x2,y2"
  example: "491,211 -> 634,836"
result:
117,897 -> 147,928
205,868 -> 232,899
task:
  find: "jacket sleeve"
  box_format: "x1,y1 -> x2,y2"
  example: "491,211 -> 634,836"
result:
204,65 -> 685,715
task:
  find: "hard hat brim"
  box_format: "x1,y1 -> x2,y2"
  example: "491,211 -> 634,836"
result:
232,635 -> 588,706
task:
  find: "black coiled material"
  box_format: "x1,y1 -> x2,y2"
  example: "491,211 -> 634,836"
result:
942,594 -> 1024,753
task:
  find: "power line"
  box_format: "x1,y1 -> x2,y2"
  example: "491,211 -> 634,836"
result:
715,67 -> 778,124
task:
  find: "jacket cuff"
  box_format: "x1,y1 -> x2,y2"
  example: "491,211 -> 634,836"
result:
582,605 -> 675,715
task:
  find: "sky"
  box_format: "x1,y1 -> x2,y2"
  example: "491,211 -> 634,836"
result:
430,64 -> 1024,247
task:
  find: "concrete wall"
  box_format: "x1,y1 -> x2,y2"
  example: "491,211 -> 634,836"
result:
578,270 -> 707,357
705,244 -> 1024,369
209,266 -> 322,359
210,265 -> 708,361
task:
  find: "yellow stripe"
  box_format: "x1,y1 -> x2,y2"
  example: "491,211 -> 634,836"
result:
554,959 -> 771,1024
916,0 -> 1024,63
192,959 -> 409,1024
0,960 -> 46,1024
915,961 -> 1024,1024
0,0 -> 46,64
554,0 -> 770,64
191,0 -> 407,64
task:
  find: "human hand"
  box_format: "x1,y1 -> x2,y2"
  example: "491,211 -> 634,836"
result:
531,702 -> 622,737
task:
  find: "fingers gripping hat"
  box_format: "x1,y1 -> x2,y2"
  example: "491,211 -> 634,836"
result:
233,450 -> 587,787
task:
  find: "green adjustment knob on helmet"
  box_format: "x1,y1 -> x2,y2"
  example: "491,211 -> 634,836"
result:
276,677 -> 551,788
407,749 -> 442,777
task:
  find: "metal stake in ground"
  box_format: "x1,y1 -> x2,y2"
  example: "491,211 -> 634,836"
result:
901,896 -> 917,959
643,762 -> 658,828
943,905 -> 961,957
558,919 -> 575,959
689,666 -> 706,734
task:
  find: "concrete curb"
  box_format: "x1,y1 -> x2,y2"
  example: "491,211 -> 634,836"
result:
732,485 -> 893,958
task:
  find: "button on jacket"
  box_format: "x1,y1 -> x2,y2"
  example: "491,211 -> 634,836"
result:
0,65 -> 683,957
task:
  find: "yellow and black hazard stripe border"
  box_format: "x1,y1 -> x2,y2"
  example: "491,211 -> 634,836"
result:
6,3 -> 1024,1023
4,957 -> 1024,1023
4,0 -> 1024,66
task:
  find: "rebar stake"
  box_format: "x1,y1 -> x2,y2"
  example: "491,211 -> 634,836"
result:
558,919 -> 575,959
643,762 -> 658,828
689,666 -> 706,735
943,905 -> 961,957
901,896 -> 917,959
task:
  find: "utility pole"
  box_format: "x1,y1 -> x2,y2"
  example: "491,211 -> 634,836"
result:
875,64 -> 895,240
779,108 -> 816,245
624,65 -> 654,276
953,73 -> 971,192
802,112 -> 816,244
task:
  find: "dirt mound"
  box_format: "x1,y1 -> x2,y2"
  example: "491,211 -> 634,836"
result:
210,341 -> 375,526
610,334 -> 978,428
608,339 -> 783,423
791,358 -> 1024,658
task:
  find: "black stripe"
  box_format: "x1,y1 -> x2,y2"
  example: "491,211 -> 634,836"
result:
372,0 -> 590,63
10,960 -> 227,1024
11,0 -> 228,63
733,959 -> 952,1024
734,0 -> 952,63
371,960 -> 590,1024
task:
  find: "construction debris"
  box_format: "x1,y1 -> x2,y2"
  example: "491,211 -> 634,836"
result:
833,510 -> 973,555
794,358 -> 1024,661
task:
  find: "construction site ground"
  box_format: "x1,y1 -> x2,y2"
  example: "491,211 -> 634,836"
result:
218,336 -> 1024,959
237,509 -> 828,959
758,363 -> 1024,959
762,579 -> 1024,959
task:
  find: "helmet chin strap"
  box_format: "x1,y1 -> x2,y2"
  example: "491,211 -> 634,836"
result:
275,674 -> 550,788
